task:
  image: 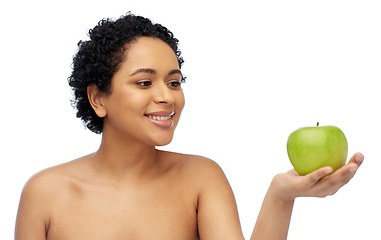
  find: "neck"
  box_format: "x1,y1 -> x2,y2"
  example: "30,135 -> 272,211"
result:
89,130 -> 159,181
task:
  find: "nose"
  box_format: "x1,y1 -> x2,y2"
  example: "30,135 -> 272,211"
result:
153,82 -> 175,105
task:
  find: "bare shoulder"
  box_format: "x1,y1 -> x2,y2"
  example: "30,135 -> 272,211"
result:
15,156 -> 90,239
19,154 -> 93,210
22,156 -> 88,195
159,151 -> 243,239
157,150 -> 228,185
158,150 -> 221,169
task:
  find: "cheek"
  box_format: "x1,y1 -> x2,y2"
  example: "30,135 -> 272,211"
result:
175,91 -> 185,113
123,91 -> 150,109
107,90 -> 150,118
173,92 -> 185,126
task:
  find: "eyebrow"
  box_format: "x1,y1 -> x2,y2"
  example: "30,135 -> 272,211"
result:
168,69 -> 182,76
130,68 -> 182,77
130,68 -> 156,76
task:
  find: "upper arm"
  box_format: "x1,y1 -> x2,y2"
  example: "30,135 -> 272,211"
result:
194,158 -> 245,240
15,172 -> 52,240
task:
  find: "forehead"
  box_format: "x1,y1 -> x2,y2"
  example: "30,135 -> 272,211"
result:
122,37 -> 180,72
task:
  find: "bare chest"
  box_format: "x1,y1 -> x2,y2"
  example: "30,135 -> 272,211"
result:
46,179 -> 199,240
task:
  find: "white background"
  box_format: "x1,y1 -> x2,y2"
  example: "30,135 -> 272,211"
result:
1,0 -> 380,239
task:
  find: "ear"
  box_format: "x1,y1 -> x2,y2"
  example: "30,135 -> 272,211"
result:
87,84 -> 107,118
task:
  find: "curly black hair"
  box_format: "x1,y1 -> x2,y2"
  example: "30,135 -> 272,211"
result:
68,12 -> 185,134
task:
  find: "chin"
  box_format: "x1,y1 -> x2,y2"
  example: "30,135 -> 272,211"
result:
150,133 -> 174,147
155,142 -> 171,147
154,138 -> 173,147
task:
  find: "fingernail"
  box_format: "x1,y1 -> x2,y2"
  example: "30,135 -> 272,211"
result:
349,167 -> 358,173
355,154 -> 364,164
325,168 -> 333,175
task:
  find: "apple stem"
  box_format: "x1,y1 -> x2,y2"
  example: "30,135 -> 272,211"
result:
317,122 -> 319,127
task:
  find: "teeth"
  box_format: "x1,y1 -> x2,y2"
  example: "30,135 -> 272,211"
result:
148,115 -> 172,121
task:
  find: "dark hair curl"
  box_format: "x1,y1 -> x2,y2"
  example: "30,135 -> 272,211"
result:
68,12 -> 185,134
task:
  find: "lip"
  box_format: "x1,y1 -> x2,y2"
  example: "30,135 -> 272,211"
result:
144,111 -> 174,128
145,111 -> 174,117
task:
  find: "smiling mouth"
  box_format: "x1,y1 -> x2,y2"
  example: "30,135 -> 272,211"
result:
144,111 -> 174,128
144,111 -> 174,121
147,115 -> 172,121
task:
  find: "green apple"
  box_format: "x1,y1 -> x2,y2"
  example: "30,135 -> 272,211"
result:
287,123 -> 348,175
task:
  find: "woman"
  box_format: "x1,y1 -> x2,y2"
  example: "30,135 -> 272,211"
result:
15,13 -> 364,240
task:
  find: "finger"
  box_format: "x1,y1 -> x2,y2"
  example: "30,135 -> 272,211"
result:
347,152 -> 364,167
303,166 -> 333,188
313,164 -> 357,195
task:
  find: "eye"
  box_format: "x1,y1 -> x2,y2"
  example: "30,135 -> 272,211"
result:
137,80 -> 152,87
167,81 -> 181,88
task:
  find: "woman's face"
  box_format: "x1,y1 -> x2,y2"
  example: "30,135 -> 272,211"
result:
100,37 -> 185,146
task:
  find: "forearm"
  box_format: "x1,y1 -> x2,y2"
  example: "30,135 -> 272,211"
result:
250,184 -> 294,240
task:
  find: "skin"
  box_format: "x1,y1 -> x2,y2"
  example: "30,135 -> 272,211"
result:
15,37 -> 364,240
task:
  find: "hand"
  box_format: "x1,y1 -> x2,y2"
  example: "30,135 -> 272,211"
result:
271,152 -> 364,202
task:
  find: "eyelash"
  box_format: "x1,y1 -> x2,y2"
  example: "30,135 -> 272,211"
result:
168,81 -> 182,88
137,81 -> 152,87
136,80 -> 181,88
